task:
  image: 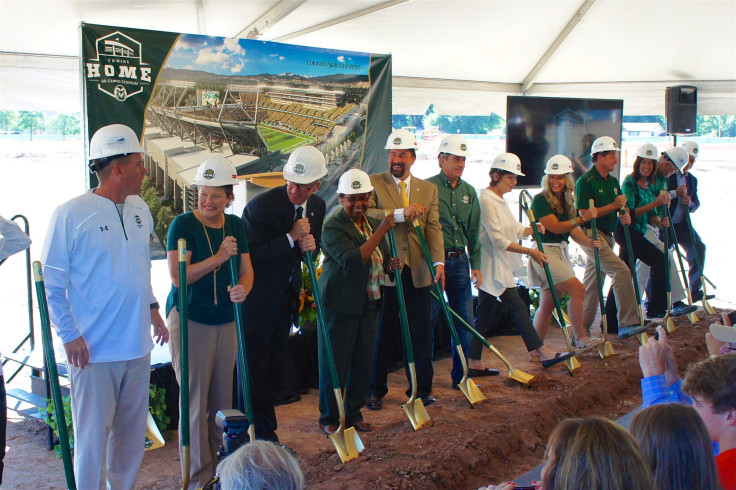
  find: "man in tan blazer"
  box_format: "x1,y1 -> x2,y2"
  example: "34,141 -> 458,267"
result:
365,129 -> 444,408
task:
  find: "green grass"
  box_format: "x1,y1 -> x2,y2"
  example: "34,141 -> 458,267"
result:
259,125 -> 315,153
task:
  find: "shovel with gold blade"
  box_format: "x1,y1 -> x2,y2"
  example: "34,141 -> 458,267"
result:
519,190 -> 580,373
306,251 -> 363,462
412,221 -> 486,404
429,290 -> 534,385
618,204 -> 649,346
589,200 -> 615,358
660,204 -> 676,333
177,239 -> 192,490
665,206 -> 699,323
387,229 -> 431,428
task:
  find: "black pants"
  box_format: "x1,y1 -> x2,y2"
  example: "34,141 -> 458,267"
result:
606,223 -> 666,330
369,267 -> 434,399
672,221 -> 706,295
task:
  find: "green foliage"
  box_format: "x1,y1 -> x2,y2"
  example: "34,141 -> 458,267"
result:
393,106 -> 506,135
529,289 -> 570,324
16,111 -> 45,140
298,252 -> 323,325
697,115 -> 736,137
50,113 -> 81,139
140,176 -> 176,247
156,204 -> 176,248
149,384 -> 170,434
39,395 -> 74,458
0,110 -> 16,131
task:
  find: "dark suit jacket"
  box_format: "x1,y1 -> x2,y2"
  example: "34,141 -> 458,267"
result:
366,171 -> 444,288
241,185 -> 326,321
668,172 -> 700,217
318,209 -> 391,315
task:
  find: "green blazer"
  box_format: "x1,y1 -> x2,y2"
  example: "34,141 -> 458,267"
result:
318,208 -> 392,315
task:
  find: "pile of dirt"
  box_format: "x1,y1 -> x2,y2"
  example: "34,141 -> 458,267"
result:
2,309 -> 719,489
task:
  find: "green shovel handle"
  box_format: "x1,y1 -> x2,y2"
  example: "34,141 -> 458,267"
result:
387,229 -> 415,364
177,239 -> 190,449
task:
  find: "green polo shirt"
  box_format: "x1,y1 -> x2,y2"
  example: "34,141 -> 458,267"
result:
621,175 -> 657,234
426,173 -> 481,270
575,165 -> 622,234
531,192 -> 570,243
650,173 -> 669,219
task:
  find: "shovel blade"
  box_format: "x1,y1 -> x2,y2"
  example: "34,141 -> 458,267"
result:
329,428 -> 364,463
637,332 -> 649,346
564,356 -> 581,374
664,316 -> 676,334
598,341 -> 615,359
688,311 -> 700,323
508,368 -> 534,385
703,299 -> 716,315
402,399 -> 431,430
458,379 -> 486,406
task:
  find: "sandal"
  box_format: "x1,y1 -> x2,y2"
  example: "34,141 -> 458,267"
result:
529,354 -> 541,363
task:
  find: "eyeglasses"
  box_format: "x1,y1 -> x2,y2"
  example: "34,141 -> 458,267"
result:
342,194 -> 371,203
287,181 -> 319,191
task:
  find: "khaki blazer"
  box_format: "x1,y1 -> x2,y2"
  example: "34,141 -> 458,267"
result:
366,171 -> 444,288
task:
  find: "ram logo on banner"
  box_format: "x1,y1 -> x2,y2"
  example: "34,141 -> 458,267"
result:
85,31 -> 152,102
82,23 -> 392,218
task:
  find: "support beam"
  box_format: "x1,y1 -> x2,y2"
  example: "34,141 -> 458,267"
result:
194,0 -> 205,34
232,0 -> 307,40
522,0 -> 599,93
271,0 -> 411,43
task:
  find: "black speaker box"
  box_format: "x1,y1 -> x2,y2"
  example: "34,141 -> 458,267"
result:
666,85 -> 697,134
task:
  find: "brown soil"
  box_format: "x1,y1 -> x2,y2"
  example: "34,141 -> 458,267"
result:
3,309 -> 719,489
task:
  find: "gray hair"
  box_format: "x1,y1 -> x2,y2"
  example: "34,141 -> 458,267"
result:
216,441 -> 304,490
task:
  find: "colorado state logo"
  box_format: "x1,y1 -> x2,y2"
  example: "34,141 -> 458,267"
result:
351,180 -> 362,189
551,162 -> 560,170
293,163 -> 306,175
85,31 -> 152,102
203,169 -> 215,180
646,149 -> 654,156
134,215 -> 143,228
393,137 -> 402,145
462,195 -> 470,204
460,143 -> 467,151
516,163 -> 521,171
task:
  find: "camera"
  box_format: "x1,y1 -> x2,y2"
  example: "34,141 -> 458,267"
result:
215,409 -> 251,460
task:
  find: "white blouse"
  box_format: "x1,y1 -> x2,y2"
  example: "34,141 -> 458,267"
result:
478,188 -> 528,297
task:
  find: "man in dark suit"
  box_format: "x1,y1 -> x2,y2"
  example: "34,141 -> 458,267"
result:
366,129 -> 445,409
669,141 -> 708,301
241,146 -> 327,442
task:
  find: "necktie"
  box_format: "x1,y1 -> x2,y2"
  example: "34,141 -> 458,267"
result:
295,206 -> 303,221
399,181 -> 410,208
292,205 -> 304,293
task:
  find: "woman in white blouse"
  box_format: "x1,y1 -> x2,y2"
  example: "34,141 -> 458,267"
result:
477,153 -> 575,369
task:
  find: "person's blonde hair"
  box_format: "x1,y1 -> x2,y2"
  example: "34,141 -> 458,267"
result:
540,173 -> 576,217
544,417 -> 654,490
216,440 -> 304,490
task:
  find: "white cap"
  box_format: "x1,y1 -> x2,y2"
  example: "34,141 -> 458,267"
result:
283,146 -> 327,184
710,323 -> 736,344
636,143 -> 658,160
664,147 -> 689,173
491,152 -> 525,176
679,141 -> 699,159
591,136 -> 621,155
438,134 -> 471,157
337,168 -> 373,195
384,129 -> 418,150
88,124 -> 146,161
544,155 -> 573,175
192,156 -> 238,186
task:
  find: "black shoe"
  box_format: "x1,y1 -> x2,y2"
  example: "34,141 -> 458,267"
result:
274,393 -> 301,406
646,310 -> 666,320
468,367 -> 501,377
691,291 -> 715,302
420,396 -> 436,406
366,395 -> 382,411
672,302 -> 698,315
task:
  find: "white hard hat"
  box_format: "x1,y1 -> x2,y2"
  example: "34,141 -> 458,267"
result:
491,152 -> 525,176
384,129 -> 418,150
664,147 -> 689,173
88,124 -> 146,161
438,134 -> 471,157
636,143 -> 658,160
591,136 -> 621,155
544,155 -> 573,175
679,141 -> 699,158
192,156 -> 238,186
283,146 -> 327,184
337,168 -> 374,195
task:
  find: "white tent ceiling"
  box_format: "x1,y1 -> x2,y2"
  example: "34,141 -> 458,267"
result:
1,0 -> 735,115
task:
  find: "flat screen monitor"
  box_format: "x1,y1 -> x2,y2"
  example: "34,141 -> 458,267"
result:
506,96 -> 623,187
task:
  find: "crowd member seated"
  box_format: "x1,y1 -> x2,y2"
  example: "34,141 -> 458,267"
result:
480,417 -> 654,490
631,403 -> 721,490
639,327 -> 736,489
212,440 -> 304,490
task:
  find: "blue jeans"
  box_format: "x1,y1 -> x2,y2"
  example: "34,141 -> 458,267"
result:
431,254 -> 474,384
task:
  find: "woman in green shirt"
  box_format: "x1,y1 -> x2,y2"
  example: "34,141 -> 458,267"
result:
530,155 -> 600,351
610,143 -> 669,319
